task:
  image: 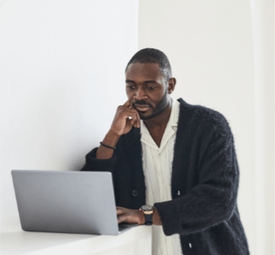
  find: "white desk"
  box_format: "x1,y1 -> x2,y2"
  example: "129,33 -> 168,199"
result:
0,225 -> 152,255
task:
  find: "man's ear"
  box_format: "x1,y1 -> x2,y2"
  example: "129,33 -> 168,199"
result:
167,78 -> 176,94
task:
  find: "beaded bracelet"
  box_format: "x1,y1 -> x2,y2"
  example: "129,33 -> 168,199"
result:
100,142 -> 116,150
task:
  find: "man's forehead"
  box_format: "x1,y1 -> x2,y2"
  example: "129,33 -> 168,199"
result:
125,62 -> 162,80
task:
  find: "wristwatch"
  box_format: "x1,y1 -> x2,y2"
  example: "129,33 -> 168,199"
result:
139,205 -> 154,225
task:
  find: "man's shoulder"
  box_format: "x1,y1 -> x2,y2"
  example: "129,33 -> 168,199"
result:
177,98 -> 231,135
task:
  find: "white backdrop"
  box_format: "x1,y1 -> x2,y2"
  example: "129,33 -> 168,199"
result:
138,0 -> 274,254
0,0 -> 273,254
0,0 -> 138,228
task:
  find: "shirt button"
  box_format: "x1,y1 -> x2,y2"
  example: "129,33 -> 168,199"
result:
132,190 -> 138,197
177,190 -> 181,196
189,243 -> 192,248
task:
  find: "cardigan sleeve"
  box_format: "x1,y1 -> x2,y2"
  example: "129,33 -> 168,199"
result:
80,147 -> 117,172
154,117 -> 239,236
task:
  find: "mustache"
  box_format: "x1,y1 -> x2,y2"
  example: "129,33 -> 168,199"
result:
132,100 -> 148,105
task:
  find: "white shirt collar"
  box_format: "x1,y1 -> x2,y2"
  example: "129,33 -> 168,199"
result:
140,97 -> 180,151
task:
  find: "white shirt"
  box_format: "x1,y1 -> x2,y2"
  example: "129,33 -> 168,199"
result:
140,97 -> 183,255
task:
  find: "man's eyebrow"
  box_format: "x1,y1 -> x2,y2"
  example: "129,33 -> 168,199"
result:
125,79 -> 158,84
143,80 -> 157,84
125,79 -> 135,83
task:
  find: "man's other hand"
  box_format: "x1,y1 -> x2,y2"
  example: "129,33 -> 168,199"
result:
110,100 -> 140,136
116,206 -> 145,225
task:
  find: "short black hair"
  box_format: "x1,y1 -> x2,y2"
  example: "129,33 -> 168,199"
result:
125,48 -> 172,82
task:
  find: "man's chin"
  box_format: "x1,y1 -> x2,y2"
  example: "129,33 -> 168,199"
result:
139,111 -> 158,120
139,113 -> 150,120
137,109 -> 152,120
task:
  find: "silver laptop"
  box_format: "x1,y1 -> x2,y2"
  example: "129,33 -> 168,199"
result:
11,170 -> 136,235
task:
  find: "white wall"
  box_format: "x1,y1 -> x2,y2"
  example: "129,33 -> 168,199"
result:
250,0 -> 274,254
138,0 -> 273,254
0,0 -> 138,228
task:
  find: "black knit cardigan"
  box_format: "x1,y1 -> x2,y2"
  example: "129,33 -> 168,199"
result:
81,98 -> 250,255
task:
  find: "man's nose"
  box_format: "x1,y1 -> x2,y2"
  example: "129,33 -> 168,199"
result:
134,86 -> 147,101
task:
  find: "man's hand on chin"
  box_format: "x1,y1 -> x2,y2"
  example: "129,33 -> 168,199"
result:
116,206 -> 145,225
96,99 -> 140,160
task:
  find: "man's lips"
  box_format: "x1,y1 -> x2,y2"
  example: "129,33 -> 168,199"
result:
133,104 -> 150,112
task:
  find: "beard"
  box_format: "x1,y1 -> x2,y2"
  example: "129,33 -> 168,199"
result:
139,92 -> 169,120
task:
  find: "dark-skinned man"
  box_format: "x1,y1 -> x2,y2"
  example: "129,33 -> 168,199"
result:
81,48 -> 250,255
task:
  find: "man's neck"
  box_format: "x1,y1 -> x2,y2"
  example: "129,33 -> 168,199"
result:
144,98 -> 172,129
143,98 -> 172,147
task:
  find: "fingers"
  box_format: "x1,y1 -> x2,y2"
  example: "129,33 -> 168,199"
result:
116,207 -> 142,224
128,112 -> 140,128
126,101 -> 140,128
118,101 -> 140,129
123,108 -> 140,128
116,206 -> 127,224
129,112 -> 137,127
117,214 -> 127,224
116,206 -> 125,215
134,112 -> 140,128
123,100 -> 132,107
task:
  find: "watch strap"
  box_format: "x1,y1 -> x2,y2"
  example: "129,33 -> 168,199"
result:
144,213 -> 153,225
140,205 -> 154,225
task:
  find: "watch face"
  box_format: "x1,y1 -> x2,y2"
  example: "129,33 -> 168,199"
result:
141,205 -> 154,211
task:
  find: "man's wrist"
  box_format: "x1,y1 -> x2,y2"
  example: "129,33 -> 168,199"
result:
139,205 -> 154,225
138,210 -> 145,225
96,130 -> 120,159
102,130 -> 120,147
152,206 -> 162,225
106,129 -> 120,140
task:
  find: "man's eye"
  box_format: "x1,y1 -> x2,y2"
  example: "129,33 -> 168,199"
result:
147,86 -> 156,90
127,85 -> 135,90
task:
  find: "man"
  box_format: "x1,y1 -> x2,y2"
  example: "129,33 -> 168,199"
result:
81,48 -> 250,255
